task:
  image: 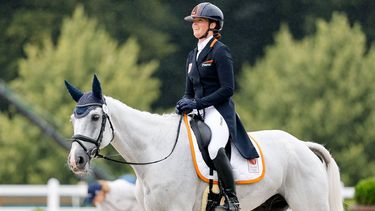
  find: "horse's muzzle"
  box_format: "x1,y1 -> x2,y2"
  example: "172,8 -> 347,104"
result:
68,149 -> 90,173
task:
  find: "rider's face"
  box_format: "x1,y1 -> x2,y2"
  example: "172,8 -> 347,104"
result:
192,18 -> 210,39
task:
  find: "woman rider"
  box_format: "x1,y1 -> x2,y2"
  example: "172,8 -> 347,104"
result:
176,2 -> 259,210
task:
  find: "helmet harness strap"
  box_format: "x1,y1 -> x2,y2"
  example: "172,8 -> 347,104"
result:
198,20 -> 219,40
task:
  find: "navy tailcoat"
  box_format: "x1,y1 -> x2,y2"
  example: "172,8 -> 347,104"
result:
183,38 -> 259,160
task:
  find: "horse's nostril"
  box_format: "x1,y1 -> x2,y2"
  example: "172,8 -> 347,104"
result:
74,152 -> 88,169
78,156 -> 85,164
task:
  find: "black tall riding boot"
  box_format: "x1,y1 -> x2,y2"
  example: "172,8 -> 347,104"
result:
212,148 -> 240,211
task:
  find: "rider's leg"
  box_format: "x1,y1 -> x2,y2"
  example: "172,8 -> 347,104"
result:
213,148 -> 239,210
205,107 -> 240,210
205,106 -> 229,159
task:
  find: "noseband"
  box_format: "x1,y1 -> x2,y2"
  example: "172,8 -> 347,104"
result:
69,104 -> 114,159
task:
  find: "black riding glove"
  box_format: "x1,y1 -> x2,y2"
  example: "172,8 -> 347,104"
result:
178,98 -> 197,113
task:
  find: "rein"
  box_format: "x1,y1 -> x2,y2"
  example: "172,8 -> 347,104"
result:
69,105 -> 184,166
97,115 -> 183,165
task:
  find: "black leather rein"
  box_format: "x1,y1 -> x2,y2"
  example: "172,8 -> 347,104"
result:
68,106 -> 184,166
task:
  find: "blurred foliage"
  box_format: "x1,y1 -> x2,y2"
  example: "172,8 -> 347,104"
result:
344,199 -> 355,211
355,177 -> 375,205
1,1 -> 375,108
0,7 -> 159,184
236,13 -> 375,186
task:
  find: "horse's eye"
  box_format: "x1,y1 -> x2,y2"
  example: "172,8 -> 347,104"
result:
91,114 -> 100,121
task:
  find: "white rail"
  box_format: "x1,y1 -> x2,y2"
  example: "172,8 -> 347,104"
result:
0,178 -> 355,211
0,209 -> 95,211
0,178 -> 94,211
342,186 -> 355,199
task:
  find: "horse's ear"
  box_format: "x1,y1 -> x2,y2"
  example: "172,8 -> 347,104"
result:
92,74 -> 102,99
64,80 -> 83,102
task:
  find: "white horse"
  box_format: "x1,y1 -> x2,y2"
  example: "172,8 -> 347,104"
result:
65,75 -> 343,211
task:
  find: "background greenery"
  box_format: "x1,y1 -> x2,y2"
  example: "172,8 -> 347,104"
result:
0,0 -> 374,186
354,177 -> 375,205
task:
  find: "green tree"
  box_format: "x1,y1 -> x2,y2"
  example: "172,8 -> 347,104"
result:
83,0 -> 176,61
0,6 -> 159,184
2,1 -> 375,110
0,0 -> 77,82
0,0 -> 175,81
236,13 -> 375,186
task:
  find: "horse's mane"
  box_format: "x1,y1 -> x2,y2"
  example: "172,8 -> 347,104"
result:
104,96 -> 181,149
104,96 -> 179,121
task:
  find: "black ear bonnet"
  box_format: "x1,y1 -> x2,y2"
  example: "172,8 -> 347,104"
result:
65,74 -> 105,118
74,93 -> 106,118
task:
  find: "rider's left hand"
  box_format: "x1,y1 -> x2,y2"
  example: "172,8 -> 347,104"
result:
178,98 -> 197,112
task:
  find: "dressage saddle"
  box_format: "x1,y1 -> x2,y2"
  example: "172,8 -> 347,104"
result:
189,114 -> 231,170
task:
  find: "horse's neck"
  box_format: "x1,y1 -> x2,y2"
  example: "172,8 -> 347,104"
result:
105,97 -> 179,173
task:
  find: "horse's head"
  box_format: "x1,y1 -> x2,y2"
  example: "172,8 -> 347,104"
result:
65,75 -> 114,175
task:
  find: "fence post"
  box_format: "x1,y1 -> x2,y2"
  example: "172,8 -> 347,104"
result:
47,178 -> 60,211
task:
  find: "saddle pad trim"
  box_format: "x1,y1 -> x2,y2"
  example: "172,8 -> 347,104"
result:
183,114 -> 266,185
237,135 -> 266,184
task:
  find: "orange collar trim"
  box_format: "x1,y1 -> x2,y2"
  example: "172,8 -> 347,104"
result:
210,38 -> 218,48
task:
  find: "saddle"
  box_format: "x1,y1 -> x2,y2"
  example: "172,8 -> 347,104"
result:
184,114 -> 264,184
185,114 -> 265,210
189,114 -> 236,211
189,114 -> 231,170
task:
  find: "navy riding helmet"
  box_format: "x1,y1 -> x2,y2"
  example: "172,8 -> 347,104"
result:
184,2 -> 224,31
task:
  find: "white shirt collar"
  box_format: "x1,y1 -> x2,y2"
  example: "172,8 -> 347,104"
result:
197,35 -> 214,53
196,36 -> 213,60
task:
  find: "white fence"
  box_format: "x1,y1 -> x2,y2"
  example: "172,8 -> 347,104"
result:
342,186 -> 355,200
0,208 -> 95,211
0,178 -> 355,211
0,178 -> 95,211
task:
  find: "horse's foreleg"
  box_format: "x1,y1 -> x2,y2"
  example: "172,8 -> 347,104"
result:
140,181 -> 197,211
135,180 -> 146,210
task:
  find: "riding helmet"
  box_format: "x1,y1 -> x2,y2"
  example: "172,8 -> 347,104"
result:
184,2 -> 224,31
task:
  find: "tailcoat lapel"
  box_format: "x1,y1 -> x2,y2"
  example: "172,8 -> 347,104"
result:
196,38 -> 216,64
191,48 -> 200,77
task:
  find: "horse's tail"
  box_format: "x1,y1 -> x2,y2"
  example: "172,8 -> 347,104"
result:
304,142 -> 343,211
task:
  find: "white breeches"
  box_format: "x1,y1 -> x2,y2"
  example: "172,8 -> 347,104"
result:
198,106 -> 229,159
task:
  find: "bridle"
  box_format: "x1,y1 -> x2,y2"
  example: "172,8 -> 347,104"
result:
68,104 -> 183,165
69,104 -> 114,159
